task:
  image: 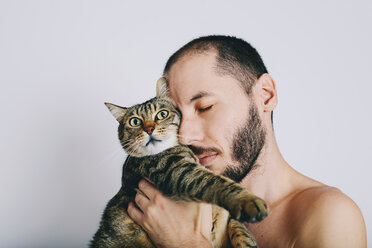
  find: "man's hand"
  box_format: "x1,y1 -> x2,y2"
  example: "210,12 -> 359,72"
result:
127,179 -> 213,248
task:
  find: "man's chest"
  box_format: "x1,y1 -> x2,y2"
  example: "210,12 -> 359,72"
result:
245,205 -> 297,248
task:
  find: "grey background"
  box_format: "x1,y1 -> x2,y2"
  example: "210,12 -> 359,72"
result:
0,0 -> 371,247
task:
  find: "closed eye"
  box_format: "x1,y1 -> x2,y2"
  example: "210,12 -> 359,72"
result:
198,105 -> 213,113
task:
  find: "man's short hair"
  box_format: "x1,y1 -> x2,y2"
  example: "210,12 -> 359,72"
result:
163,35 -> 268,96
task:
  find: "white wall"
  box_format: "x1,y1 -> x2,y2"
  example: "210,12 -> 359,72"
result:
0,0 -> 371,247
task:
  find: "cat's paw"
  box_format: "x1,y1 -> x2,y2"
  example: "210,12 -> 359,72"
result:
231,195 -> 269,222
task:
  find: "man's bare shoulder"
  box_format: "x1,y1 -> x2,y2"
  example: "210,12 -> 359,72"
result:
291,185 -> 366,248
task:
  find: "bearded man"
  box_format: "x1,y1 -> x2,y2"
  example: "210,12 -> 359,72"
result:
127,35 -> 366,248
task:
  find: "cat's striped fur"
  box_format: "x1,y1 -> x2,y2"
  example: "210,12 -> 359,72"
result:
90,77 -> 268,247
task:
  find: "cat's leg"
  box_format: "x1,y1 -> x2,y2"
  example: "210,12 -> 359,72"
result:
140,147 -> 269,223
90,194 -> 156,248
211,206 -> 230,248
173,165 -> 268,222
228,218 -> 258,248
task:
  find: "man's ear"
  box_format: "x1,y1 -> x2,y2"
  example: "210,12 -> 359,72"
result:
104,102 -> 127,122
156,77 -> 170,99
256,73 -> 278,112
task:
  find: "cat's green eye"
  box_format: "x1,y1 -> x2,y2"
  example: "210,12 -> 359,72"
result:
129,117 -> 142,127
156,110 -> 169,121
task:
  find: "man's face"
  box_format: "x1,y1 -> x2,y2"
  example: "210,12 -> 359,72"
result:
167,51 -> 266,181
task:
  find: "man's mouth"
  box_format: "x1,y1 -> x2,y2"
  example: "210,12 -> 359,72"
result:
189,146 -> 221,167
196,153 -> 218,166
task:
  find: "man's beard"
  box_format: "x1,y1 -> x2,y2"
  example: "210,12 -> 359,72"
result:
222,103 -> 266,183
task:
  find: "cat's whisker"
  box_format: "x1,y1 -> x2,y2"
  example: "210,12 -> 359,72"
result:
121,139 -> 137,148
129,144 -> 143,157
123,142 -> 135,150
122,138 -> 140,148
125,140 -> 142,153
124,148 -> 137,157
126,138 -> 148,156
128,141 -> 140,151
121,139 -> 134,146
100,145 -> 126,165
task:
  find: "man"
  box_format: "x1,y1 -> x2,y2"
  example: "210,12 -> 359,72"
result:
127,35 -> 367,247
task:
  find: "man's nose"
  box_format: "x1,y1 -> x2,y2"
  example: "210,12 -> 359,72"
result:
178,117 -> 203,145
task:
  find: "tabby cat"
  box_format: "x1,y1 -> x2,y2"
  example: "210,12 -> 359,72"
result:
90,77 -> 269,248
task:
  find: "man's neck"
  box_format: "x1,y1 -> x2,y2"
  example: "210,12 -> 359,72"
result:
240,133 -> 301,207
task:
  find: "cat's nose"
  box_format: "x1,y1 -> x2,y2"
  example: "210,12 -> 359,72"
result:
144,126 -> 155,134
143,121 -> 155,135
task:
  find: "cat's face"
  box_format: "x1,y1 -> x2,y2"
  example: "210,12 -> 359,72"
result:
105,78 -> 180,157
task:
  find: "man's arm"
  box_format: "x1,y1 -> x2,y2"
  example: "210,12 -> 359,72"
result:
294,188 -> 366,248
127,179 -> 213,248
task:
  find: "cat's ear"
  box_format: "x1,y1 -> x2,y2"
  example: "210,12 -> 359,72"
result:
156,77 -> 169,99
104,102 -> 127,122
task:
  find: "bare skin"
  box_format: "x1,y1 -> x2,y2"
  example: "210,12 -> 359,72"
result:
127,50 -> 367,247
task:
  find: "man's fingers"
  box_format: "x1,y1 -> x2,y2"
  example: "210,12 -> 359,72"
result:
127,202 -> 144,224
144,177 -> 154,184
135,190 -> 151,211
135,188 -> 149,199
138,179 -> 158,200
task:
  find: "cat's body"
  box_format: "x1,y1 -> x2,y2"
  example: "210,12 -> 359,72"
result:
90,78 -> 268,248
